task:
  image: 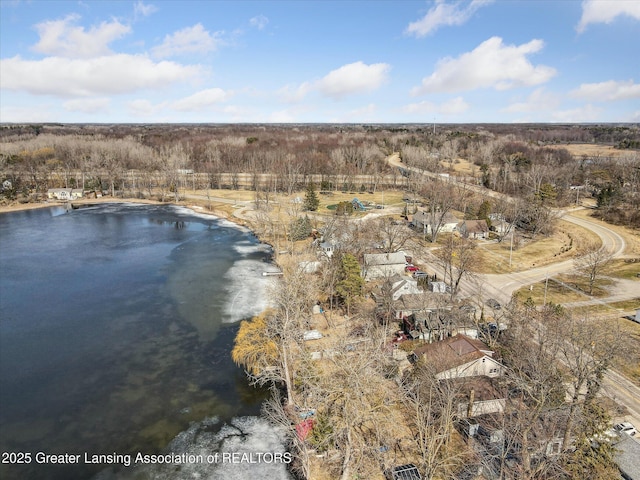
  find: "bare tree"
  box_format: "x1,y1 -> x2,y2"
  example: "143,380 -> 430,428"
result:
434,236 -> 478,299
573,242 -> 614,295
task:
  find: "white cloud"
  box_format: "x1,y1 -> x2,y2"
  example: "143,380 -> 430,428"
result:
570,79 -> 640,101
406,0 -> 493,37
316,61 -> 390,99
249,15 -> 269,30
278,62 -> 390,102
269,109 -> 296,123
171,88 -> 232,111
134,0 -> 157,18
32,14 -> 131,58
0,104 -> 57,123
63,97 -> 110,113
404,96 -> 469,115
151,24 -> 222,58
277,82 -> 313,103
504,88 -> 560,113
127,99 -> 165,117
552,104 -> 601,122
0,54 -> 203,97
411,36 -> 556,95
577,0 -> 640,33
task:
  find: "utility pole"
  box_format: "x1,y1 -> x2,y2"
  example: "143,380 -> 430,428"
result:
509,227 -> 514,268
543,273 -> 549,306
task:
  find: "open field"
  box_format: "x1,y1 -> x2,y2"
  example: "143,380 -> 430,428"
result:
613,317 -> 640,386
473,219 -> 599,274
550,143 -> 634,158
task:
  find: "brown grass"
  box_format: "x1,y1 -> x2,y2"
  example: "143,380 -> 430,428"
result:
549,143 -> 632,158
473,219 -> 599,274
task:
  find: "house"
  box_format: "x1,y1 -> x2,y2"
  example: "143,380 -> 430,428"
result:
412,211 -> 459,234
317,241 -> 337,258
362,251 -> 407,280
402,307 -> 478,342
453,377 -> 506,418
613,432 -> 640,480
411,334 -> 504,380
384,275 -> 422,301
458,219 -> 490,239
48,188 -> 83,200
48,188 -> 72,200
391,292 -> 446,320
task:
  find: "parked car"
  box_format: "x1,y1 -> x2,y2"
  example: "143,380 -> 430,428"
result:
485,298 -> 501,310
614,422 -> 637,436
405,265 -> 419,272
413,271 -> 429,278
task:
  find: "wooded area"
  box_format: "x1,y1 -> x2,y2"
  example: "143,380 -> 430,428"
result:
1,123 -> 639,226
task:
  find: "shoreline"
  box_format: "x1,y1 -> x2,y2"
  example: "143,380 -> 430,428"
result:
0,196 -> 251,228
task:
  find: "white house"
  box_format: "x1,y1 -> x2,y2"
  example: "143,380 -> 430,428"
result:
384,274 -> 422,301
47,188 -> 83,200
412,211 -> 459,234
362,251 -> 407,280
412,334 -> 504,380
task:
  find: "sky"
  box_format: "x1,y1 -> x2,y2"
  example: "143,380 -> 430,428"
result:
1,0 -> 639,124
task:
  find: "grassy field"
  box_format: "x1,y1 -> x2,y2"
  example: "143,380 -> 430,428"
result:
473,219 -> 599,274
550,143 -> 632,158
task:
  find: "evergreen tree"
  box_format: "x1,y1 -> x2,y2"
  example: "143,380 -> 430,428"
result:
335,253 -> 364,315
304,182 -> 319,212
289,215 -> 312,241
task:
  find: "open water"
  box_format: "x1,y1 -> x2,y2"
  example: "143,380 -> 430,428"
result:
0,204 -> 291,480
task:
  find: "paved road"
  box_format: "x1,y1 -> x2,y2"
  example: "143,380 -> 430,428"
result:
389,153 -> 640,429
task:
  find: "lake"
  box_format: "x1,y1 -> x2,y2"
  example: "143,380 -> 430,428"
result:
0,203 -> 291,480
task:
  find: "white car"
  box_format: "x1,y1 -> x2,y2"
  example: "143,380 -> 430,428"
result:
614,422 -> 637,436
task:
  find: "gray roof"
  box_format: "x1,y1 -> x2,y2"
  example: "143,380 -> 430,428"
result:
364,251 -> 406,266
613,434 -> 640,480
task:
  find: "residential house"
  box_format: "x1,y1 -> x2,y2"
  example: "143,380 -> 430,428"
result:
453,377 -> 506,418
411,334 -> 504,380
412,211 -> 459,235
386,274 -> 422,301
391,292 -> 445,320
613,432 -> 640,480
47,188 -> 83,200
317,241 -> 337,259
402,307 -> 478,342
362,251 -> 407,280
458,219 -> 490,240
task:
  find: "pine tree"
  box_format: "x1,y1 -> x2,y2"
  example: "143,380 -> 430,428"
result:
335,253 -> 364,315
304,182 -> 320,212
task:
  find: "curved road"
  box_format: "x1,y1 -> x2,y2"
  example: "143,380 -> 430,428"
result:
389,153 -> 640,429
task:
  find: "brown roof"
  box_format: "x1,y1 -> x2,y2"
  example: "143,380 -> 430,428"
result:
413,334 -> 494,370
458,219 -> 489,234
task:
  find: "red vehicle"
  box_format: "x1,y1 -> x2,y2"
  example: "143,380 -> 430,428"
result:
405,265 -> 419,272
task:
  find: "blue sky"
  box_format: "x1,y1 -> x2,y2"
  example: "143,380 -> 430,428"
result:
1,0 -> 639,123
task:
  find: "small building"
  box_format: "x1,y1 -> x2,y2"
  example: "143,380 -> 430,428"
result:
362,251 -> 407,280
458,219 -> 490,239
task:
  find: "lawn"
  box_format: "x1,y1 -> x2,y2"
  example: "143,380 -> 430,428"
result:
473,219 -> 599,274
